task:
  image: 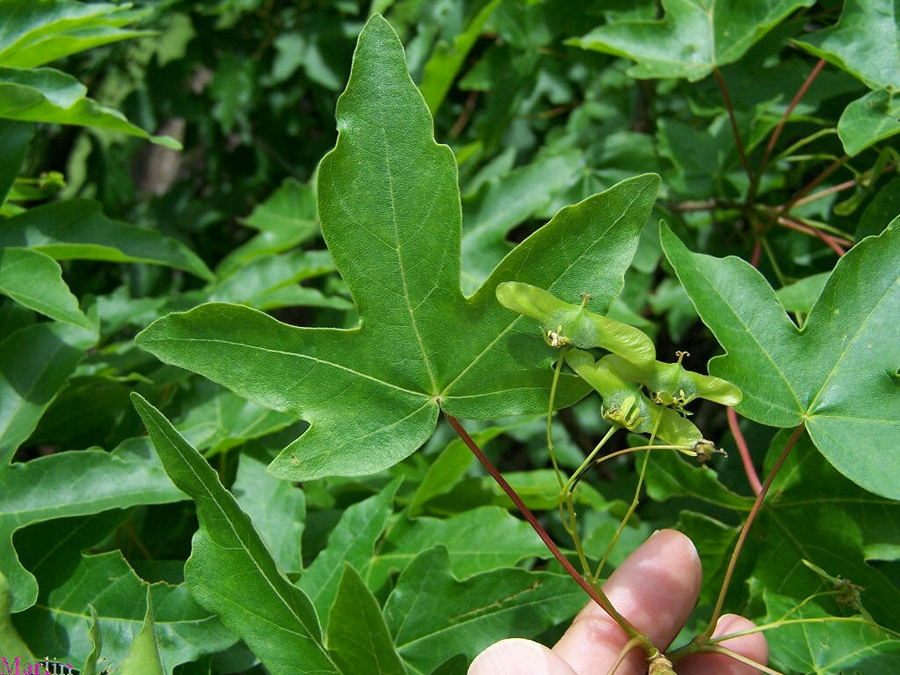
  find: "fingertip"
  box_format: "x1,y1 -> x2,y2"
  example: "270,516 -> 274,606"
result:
602,528 -> 703,647
552,528 -> 703,674
469,638 -> 577,675
677,614 -> 768,675
716,614 -> 769,670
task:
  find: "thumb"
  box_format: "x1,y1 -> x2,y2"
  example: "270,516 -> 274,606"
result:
469,638 -> 578,675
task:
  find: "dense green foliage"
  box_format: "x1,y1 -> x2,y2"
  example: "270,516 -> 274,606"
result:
1,1 -> 898,673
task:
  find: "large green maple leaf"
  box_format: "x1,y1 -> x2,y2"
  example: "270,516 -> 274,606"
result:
136,15 -> 659,481
661,221 -> 899,499
567,0 -> 815,82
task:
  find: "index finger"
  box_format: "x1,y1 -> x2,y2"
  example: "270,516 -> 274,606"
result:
552,529 -> 702,674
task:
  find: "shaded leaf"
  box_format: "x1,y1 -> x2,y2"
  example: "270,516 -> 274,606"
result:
837,88 -> 900,157
749,431 -> 900,629
0,438 -> 185,612
0,247 -> 93,329
774,272 -> 830,314
0,66 -> 178,147
0,120 -> 32,204
660,222 -> 900,498
209,250 -> 350,311
0,322 -> 84,465
409,425 -> 515,516
177,384 -> 297,456
419,0 -> 501,113
762,591 -> 900,674
135,15 -> 659,481
383,546 -> 583,673
118,590 -> 165,675
232,448 -> 306,574
217,178 -> 320,276
326,564 -> 406,675
0,572 -> 31,657
645,451 -> 754,511
131,393 -> 338,673
0,199 -> 213,280
15,552 -> 235,672
298,479 -> 401,618
568,0 -> 815,82
0,0 -> 151,68
364,505 -> 549,592
461,150 -> 582,293
792,0 -> 900,90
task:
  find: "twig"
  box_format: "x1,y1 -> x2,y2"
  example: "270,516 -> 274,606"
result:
706,425 -> 805,639
792,178 -> 856,207
444,412 -> 655,655
777,216 -> 847,255
667,199 -> 743,212
782,155 -> 849,213
727,408 -> 762,495
752,58 -> 827,199
750,236 -> 762,268
449,90 -> 479,138
713,67 -> 753,182
699,645 -> 784,675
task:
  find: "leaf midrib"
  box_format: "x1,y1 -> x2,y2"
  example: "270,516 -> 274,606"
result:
140,335 -> 430,400
804,275 -> 897,413
442,182 -> 650,398
687,255 -> 805,416
144,409 -> 331,660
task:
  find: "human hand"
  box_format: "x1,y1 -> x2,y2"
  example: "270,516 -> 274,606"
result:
468,529 -> 767,674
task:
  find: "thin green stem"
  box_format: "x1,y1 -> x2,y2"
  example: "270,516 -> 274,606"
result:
562,426 -> 617,496
547,349 -> 569,491
699,646 -> 784,675
760,236 -> 788,287
699,424 -> 805,642
595,448 -> 651,580
605,636 -> 644,675
443,413 -> 656,657
545,348 -> 591,575
710,615 -> 899,645
594,414 -> 663,580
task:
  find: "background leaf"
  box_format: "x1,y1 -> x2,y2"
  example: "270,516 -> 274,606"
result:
383,546 -> 583,673
660,222 -> 900,498
297,479 -> 400,618
131,393 -> 338,673
118,590 -> 165,675
326,564 -> 406,675
0,200 -> 213,280
568,0 -> 815,82
0,247 -> 93,329
0,438 -> 184,612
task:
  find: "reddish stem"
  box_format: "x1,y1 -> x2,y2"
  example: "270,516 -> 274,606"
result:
782,155 -> 849,213
713,68 -> 753,182
750,236 -> 762,268
444,412 -> 651,651
757,59 -> 826,179
699,424 -> 806,642
792,178 -> 857,208
777,215 -> 848,255
727,407 -> 762,495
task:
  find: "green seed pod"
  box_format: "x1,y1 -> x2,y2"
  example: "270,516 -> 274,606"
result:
496,281 -> 656,364
566,350 -> 704,447
603,354 -> 742,409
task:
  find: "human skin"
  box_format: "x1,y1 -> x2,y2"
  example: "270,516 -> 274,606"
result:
468,529 -> 767,675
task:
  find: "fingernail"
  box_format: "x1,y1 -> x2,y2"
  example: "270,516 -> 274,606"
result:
469,639 -> 553,675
